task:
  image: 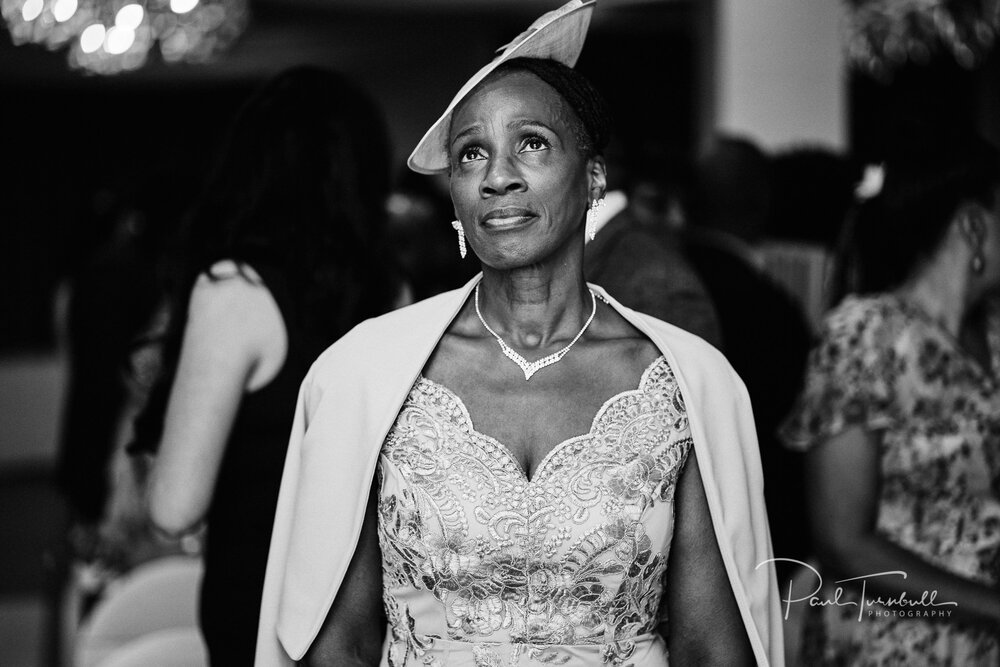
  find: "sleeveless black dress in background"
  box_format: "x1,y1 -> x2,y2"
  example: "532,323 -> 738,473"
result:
199,265 -> 326,665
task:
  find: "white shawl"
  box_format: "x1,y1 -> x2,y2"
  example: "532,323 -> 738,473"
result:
255,276 -> 784,665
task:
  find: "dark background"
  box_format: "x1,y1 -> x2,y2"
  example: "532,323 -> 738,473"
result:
0,0 -> 700,352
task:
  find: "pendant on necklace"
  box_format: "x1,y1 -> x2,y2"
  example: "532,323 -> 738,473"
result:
474,284 -> 598,381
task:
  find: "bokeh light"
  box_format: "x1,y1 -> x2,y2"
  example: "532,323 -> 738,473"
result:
52,0 -> 77,23
4,0 -> 248,74
114,3 -> 141,29
103,24 -> 134,53
169,0 -> 197,15
20,0 -> 43,22
79,22 -> 104,52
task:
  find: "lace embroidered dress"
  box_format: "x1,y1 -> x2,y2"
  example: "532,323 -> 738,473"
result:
376,356 -> 690,667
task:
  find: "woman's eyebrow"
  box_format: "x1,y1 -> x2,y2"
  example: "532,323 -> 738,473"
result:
507,119 -> 556,134
450,125 -> 482,147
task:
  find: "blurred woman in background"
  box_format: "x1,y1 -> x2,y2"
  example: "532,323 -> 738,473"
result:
782,135 -> 1000,665
129,66 -> 403,664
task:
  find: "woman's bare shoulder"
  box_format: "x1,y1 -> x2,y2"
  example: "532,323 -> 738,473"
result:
187,260 -> 284,357
196,259 -> 263,287
190,261 -> 272,311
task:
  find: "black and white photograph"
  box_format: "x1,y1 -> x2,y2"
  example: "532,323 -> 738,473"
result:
0,0 -> 998,665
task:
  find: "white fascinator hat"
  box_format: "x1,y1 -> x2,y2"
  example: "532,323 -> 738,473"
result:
406,0 -> 596,175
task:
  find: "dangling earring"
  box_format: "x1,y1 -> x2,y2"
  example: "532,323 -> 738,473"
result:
451,220 -> 467,259
586,197 -> 605,241
972,252 -> 985,275
962,212 -> 986,275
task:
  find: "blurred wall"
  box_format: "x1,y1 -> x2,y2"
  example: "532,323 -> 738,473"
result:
0,355 -> 65,467
714,0 -> 846,151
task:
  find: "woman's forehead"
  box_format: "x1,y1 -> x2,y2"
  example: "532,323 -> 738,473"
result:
450,71 -> 569,136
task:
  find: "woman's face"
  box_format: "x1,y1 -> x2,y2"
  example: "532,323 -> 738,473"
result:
448,70 -> 604,270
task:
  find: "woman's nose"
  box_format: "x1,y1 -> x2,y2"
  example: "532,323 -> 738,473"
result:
480,155 -> 526,197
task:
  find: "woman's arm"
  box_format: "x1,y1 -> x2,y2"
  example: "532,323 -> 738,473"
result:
148,265 -> 285,536
807,425 -> 1000,628
665,450 -> 754,666
302,485 -> 386,666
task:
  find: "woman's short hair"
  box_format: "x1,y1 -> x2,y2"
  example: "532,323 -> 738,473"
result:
838,135 -> 999,296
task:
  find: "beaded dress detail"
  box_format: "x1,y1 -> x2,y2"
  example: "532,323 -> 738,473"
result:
377,356 -> 691,666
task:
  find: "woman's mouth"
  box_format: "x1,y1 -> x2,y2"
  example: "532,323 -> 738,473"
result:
480,207 -> 537,229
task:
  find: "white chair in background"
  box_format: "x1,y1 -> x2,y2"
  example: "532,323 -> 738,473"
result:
758,239 -> 834,333
97,627 -> 207,667
74,555 -> 204,667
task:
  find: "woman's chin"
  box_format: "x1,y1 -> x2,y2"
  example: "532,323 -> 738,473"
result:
479,255 -> 536,272
474,227 -> 582,273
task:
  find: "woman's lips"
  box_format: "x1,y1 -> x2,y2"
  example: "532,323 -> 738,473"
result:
480,207 -> 537,229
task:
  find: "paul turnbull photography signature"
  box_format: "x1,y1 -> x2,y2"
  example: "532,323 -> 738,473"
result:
758,558 -> 958,622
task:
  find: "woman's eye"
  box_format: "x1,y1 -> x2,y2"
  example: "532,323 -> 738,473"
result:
459,146 -> 486,163
521,136 -> 549,152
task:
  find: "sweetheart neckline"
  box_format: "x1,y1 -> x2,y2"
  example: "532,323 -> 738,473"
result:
415,355 -> 669,484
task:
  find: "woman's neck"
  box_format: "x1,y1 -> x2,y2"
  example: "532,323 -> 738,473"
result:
477,264 -> 592,348
897,253 -> 974,336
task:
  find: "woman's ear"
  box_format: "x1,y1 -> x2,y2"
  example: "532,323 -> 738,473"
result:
588,156 -> 608,201
957,203 -> 988,250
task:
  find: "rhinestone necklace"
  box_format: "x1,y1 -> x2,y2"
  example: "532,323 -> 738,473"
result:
474,284 -> 597,381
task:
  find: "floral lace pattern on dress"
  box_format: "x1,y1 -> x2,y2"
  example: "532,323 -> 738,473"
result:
377,356 -> 690,666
